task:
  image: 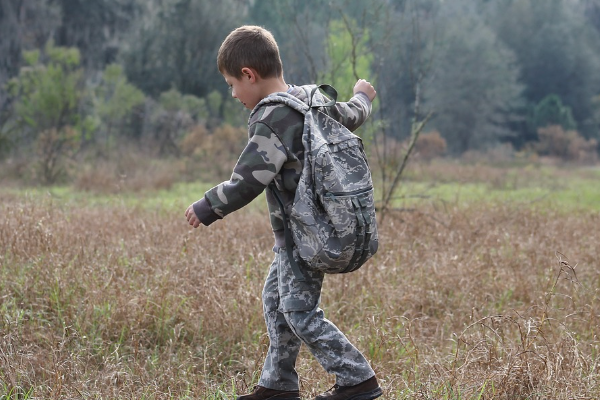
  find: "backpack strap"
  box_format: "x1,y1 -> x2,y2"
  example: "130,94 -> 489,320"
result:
269,182 -> 307,282
306,84 -> 337,108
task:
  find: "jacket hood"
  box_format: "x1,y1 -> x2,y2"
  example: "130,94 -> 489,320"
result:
287,84 -> 336,108
249,84 -> 337,120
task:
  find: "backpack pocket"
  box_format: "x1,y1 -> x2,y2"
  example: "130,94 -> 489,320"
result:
294,188 -> 378,273
289,195 -> 332,267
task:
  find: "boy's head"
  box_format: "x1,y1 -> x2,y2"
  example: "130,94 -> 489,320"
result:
217,25 -> 283,80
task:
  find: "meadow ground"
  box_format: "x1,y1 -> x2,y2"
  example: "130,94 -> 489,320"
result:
1,160 -> 599,399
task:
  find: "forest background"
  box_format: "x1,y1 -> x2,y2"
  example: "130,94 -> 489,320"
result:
1,0 -> 600,399
1,0 -> 600,187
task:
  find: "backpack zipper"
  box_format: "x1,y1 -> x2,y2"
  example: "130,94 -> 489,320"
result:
324,187 -> 373,198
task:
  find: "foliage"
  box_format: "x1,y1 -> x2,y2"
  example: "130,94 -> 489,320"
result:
357,0 -> 436,218
529,94 -> 577,133
206,90 -> 223,119
247,0 -> 332,84
0,0 -> 61,109
373,0 -> 441,140
489,0 -> 600,142
53,0 -> 140,70
322,18 -> 374,100
94,63 -> 145,147
534,125 -> 598,163
590,94 -> 600,141
414,130 -> 447,161
423,0 -> 523,154
8,44 -> 82,131
158,88 -> 202,117
6,42 -> 86,183
147,88 -> 204,156
0,125 -> 11,157
35,127 -> 79,184
180,123 -> 248,181
120,0 -> 244,98
1,0 -> 600,181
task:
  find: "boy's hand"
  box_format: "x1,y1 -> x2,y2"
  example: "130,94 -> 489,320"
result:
185,204 -> 201,228
353,79 -> 377,102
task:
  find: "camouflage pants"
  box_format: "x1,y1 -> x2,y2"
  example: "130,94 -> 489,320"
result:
258,248 -> 375,391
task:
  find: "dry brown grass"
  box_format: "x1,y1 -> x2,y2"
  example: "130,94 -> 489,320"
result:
72,145 -> 181,194
0,190 -> 599,399
402,159 -> 567,192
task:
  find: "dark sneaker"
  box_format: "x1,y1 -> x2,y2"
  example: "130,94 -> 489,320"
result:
314,376 -> 382,400
237,385 -> 301,400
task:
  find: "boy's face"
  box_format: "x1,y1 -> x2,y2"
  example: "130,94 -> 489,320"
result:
223,70 -> 262,110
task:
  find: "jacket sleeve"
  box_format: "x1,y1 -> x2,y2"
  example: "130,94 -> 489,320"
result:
192,121 -> 288,226
323,92 -> 372,132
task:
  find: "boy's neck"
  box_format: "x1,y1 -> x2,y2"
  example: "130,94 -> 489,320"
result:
258,76 -> 289,99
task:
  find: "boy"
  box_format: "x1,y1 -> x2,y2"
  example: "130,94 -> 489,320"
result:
185,25 -> 381,400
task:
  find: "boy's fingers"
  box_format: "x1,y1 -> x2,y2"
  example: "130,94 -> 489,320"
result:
185,205 -> 193,218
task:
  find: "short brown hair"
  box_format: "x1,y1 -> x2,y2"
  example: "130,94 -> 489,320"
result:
217,25 -> 283,79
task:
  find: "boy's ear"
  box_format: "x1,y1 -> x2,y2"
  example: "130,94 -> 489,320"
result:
241,67 -> 258,83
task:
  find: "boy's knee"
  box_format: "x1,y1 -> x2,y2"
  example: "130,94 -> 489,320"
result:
262,290 -> 279,313
283,308 -> 323,343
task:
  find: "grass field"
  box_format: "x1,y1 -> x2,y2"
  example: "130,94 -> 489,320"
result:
1,161 -> 599,399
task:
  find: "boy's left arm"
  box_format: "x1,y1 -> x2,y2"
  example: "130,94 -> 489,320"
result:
185,121 -> 287,228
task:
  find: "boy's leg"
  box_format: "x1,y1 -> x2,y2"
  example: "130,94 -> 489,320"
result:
258,254 -> 303,391
277,250 -> 375,387
283,308 -> 375,386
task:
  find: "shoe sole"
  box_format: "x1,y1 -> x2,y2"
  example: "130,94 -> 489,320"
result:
236,397 -> 300,400
315,387 -> 383,400
347,387 -> 383,400
271,398 -> 300,400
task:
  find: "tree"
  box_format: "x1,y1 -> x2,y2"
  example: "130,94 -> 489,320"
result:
489,0 -> 600,143
374,0 -> 441,142
322,18 -> 373,100
53,0 -> 140,71
529,94 -> 577,133
6,42 -> 86,183
248,0 -> 332,85
150,88 -> 205,156
0,0 -> 61,113
121,0 -> 245,99
94,63 -> 145,150
593,94 -> 600,142
365,0 -> 436,218
582,0 -> 600,35
423,0 -> 523,154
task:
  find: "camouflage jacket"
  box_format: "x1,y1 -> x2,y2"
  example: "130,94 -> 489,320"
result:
192,85 -> 372,247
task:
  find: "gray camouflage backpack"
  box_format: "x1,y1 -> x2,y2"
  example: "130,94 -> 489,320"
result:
259,84 -> 378,281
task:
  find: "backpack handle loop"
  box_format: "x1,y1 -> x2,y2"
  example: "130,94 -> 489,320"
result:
308,84 -> 337,108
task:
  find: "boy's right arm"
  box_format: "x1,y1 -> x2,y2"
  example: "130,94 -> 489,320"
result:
353,79 -> 377,102
327,79 -> 377,132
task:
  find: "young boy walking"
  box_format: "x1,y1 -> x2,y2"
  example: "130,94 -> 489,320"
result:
185,25 -> 382,400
